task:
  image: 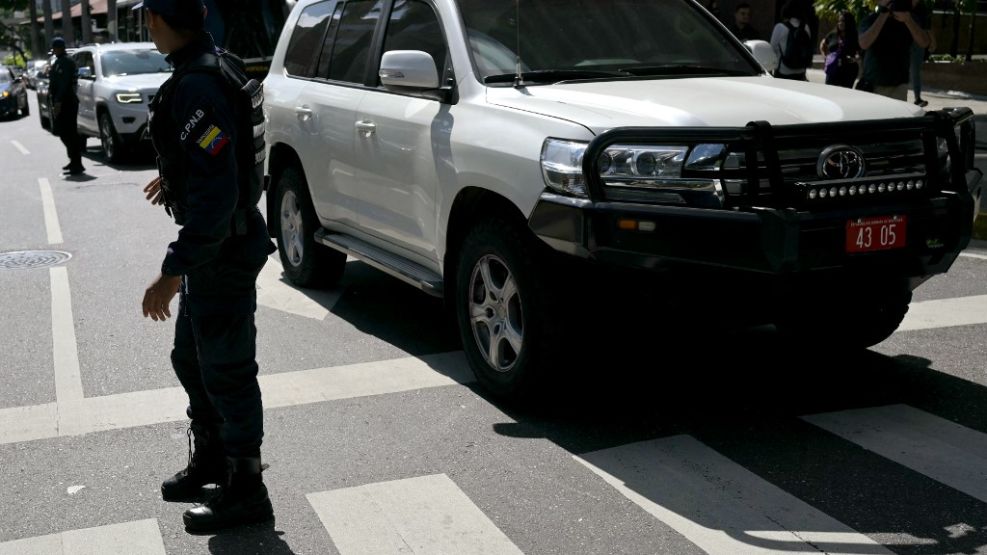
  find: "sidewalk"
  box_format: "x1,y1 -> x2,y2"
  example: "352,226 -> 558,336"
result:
806,69 -> 987,240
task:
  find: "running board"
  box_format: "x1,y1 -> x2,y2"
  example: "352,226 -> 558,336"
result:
314,229 -> 444,297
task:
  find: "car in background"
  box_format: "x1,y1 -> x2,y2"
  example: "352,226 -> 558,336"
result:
0,66 -> 29,119
71,43 -> 171,161
26,60 -> 48,90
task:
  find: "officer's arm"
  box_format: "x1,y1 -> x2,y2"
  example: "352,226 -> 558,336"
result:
161,74 -> 239,276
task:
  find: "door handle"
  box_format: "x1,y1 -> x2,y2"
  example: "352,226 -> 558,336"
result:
295,105 -> 313,121
355,120 -> 376,138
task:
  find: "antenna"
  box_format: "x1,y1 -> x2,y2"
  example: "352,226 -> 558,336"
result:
513,0 -> 523,88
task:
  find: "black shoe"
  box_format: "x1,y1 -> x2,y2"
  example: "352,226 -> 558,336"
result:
915,99 -> 929,108
183,457 -> 274,534
66,165 -> 86,175
62,163 -> 73,171
162,423 -> 226,503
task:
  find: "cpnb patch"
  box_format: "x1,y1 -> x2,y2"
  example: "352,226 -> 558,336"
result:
196,125 -> 230,157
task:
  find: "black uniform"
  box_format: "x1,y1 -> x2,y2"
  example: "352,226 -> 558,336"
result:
49,53 -> 83,169
149,32 -> 275,460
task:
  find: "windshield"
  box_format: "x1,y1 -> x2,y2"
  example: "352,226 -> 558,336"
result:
100,50 -> 171,77
457,0 -> 760,83
0,72 -> 10,83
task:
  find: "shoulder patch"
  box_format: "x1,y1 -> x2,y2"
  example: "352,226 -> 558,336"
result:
195,124 -> 230,157
179,108 -> 207,143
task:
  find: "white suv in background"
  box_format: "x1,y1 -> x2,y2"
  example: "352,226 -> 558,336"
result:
263,0 -> 981,399
72,43 -> 172,162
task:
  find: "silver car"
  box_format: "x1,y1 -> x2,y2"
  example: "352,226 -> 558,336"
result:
73,43 -> 172,162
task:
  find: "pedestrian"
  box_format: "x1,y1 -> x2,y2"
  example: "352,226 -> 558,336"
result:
857,0 -> 930,101
909,1 -> 935,107
770,1 -> 814,80
137,0 -> 276,534
49,36 -> 85,175
729,3 -> 762,42
821,11 -> 860,88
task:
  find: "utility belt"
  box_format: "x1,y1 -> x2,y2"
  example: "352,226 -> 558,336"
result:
166,200 -> 258,238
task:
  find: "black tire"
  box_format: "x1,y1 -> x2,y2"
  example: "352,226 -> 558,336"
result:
40,110 -> 50,130
274,166 -> 346,288
455,217 -> 560,400
774,283 -> 912,351
21,95 -> 29,116
99,111 -> 124,163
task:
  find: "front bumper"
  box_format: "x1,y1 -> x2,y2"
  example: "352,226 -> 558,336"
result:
0,97 -> 19,115
529,109 -> 982,281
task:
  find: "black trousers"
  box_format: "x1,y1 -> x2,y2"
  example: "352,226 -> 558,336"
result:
54,100 -> 82,167
172,293 -> 264,459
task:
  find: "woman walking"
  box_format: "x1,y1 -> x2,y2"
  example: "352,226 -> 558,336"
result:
821,11 -> 860,88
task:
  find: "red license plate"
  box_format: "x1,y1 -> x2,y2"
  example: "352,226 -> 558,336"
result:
846,215 -> 907,253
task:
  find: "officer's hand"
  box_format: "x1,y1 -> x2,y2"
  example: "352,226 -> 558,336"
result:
144,177 -> 165,205
892,10 -> 913,22
142,273 -> 181,321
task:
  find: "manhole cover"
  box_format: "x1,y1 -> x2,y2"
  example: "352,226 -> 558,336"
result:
0,250 -> 72,270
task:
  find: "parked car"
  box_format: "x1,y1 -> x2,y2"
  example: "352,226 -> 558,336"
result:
0,66 -> 29,119
71,43 -> 171,161
26,59 -> 48,90
264,0 -> 982,399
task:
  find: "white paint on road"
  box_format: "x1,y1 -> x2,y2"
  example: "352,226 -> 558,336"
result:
575,436 -> 893,555
11,140 -> 30,155
0,351 -> 471,445
803,405 -> 987,504
0,518 -> 166,555
309,474 -> 524,555
256,256 -> 336,320
38,178 -> 63,245
959,251 -> 987,261
897,294 -> 987,331
50,266 -> 83,403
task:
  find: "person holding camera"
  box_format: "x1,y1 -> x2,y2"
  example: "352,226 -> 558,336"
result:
857,0 -> 930,101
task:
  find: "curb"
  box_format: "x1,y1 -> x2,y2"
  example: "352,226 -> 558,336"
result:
975,212 -> 987,241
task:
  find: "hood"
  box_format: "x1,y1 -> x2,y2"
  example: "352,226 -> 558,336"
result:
102,72 -> 171,91
486,76 -> 925,134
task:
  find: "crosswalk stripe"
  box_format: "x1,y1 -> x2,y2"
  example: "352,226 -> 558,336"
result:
11,140 -> 30,155
38,177 -> 62,245
802,404 -> 987,504
256,257 -> 338,320
50,266 -> 84,403
307,474 -> 524,555
0,518 -> 166,555
897,294 -> 987,331
575,436 -> 893,555
0,351 -> 471,446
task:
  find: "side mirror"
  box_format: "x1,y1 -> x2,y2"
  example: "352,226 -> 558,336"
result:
13,76 -> 22,84
78,67 -> 93,80
379,50 -> 439,90
744,40 -> 779,73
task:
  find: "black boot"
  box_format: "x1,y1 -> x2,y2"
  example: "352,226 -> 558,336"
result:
161,422 -> 226,502
183,457 -> 274,533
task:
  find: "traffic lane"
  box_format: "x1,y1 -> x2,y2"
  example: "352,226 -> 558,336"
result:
0,270 -> 56,409
911,256 -> 987,302
3,326 -> 987,554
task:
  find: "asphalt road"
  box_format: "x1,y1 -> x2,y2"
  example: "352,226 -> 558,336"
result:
1,91 -> 986,555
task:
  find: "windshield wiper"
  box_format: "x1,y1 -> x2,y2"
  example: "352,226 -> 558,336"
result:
617,64 -> 755,77
483,69 -> 629,85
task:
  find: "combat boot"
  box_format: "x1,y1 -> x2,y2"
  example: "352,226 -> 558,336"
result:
183,457 -> 274,533
161,422 -> 227,502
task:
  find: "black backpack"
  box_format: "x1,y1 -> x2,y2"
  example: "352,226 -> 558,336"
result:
781,21 -> 813,69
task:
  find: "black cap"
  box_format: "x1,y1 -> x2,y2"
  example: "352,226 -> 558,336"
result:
51,36 -> 66,48
133,0 -> 206,26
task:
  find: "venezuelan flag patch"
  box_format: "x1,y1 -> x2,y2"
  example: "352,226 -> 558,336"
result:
197,125 -> 230,157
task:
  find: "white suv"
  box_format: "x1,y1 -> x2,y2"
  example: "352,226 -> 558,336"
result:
264,0 -> 981,398
72,43 -> 171,162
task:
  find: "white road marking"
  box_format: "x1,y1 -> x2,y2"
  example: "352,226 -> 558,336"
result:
11,140 -> 30,155
308,474 -> 524,555
0,351 -> 471,445
0,518 -> 166,555
38,178 -> 63,245
803,405 -> 987,504
959,252 -> 987,261
575,436 -> 893,555
896,294 -> 987,331
256,256 -> 336,320
50,267 -> 83,403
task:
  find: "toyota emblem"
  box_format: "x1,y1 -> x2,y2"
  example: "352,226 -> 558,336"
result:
817,145 -> 866,180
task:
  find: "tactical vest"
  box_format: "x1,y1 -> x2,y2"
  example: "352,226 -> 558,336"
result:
149,49 -> 265,234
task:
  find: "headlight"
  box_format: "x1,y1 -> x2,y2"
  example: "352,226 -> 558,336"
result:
115,92 -> 143,104
541,138 -> 589,197
0,91 -> 9,98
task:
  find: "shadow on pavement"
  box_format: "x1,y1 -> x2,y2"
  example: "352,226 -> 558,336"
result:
206,521 -> 298,554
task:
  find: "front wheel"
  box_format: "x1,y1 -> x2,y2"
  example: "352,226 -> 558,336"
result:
99,112 -> 124,163
455,217 -> 559,400
21,95 -> 29,116
774,283 -> 912,350
274,166 -> 346,288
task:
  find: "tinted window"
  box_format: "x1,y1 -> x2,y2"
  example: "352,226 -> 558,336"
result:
328,0 -> 383,84
100,50 -> 171,77
382,0 -> 447,82
284,0 -> 336,77
316,4 -> 343,78
0,71 -> 10,83
75,52 -> 94,73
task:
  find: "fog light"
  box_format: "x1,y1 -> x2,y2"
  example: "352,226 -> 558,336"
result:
879,183 -> 887,193
809,189 -> 818,199
869,184 -> 877,194
896,182 -> 904,191
618,219 -> 637,230
638,221 -> 656,232
849,186 -> 857,196
819,189 -> 828,198
916,180 -> 924,189
839,186 -> 847,196
907,180 -> 914,190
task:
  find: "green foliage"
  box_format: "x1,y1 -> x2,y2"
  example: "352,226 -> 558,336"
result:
2,51 -> 28,67
0,0 -> 29,11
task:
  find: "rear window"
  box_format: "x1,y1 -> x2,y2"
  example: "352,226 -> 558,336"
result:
284,0 -> 337,78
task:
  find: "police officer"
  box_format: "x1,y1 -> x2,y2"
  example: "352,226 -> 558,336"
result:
137,0 -> 276,533
49,37 -> 85,175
